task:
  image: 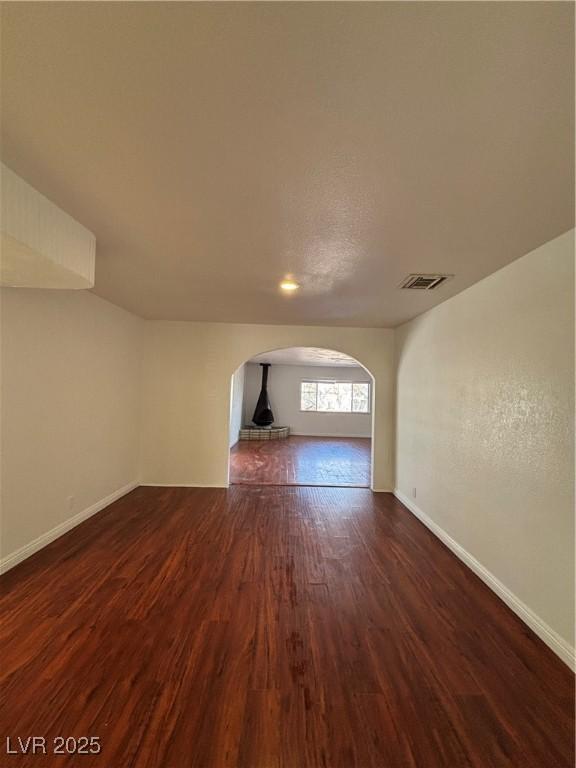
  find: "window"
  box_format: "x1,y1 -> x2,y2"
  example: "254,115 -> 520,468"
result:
300,380 -> 371,413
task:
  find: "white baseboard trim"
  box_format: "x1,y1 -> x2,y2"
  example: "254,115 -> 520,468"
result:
0,481 -> 139,575
290,432 -> 371,439
139,482 -> 228,488
371,488 -> 394,493
394,489 -> 575,671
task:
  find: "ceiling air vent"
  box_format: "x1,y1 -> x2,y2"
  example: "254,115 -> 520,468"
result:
400,274 -> 453,290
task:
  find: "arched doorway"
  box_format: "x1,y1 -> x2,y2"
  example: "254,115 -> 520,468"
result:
228,346 -> 375,488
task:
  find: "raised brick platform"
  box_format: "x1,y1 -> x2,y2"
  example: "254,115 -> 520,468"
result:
239,426 -> 290,441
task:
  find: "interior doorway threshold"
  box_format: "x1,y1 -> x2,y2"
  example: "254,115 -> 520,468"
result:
229,481 -> 370,489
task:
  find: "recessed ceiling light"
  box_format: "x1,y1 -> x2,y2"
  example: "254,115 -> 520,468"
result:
279,278 -> 299,292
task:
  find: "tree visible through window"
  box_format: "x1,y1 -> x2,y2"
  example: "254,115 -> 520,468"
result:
300,381 -> 371,413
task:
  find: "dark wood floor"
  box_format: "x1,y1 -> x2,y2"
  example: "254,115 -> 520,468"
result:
230,435 -> 371,487
0,486 -> 573,767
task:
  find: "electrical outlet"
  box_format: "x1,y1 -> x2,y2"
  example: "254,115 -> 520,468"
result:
412,487 -> 417,498
67,495 -> 75,512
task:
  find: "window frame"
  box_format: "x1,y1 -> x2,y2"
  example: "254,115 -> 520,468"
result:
299,379 -> 372,415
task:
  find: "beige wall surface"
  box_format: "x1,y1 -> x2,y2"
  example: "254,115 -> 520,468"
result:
229,364 -> 245,448
141,323 -> 395,490
1,288 -> 143,563
243,363 -> 372,438
395,230 -> 575,653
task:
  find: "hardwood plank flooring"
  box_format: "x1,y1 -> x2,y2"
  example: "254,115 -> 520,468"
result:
230,436 -> 371,487
0,486 -> 573,767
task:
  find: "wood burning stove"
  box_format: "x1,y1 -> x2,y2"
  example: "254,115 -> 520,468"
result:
252,363 -> 274,427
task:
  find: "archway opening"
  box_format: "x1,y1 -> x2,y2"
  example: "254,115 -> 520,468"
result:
227,346 -> 375,488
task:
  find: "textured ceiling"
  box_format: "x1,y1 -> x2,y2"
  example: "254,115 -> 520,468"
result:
1,2 -> 573,327
249,347 -> 360,368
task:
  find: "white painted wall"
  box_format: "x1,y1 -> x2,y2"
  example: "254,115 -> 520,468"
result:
229,364 -> 246,447
243,363 -> 371,437
1,163 -> 96,289
0,288 -> 143,569
141,323 -> 395,490
395,230 -> 575,664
